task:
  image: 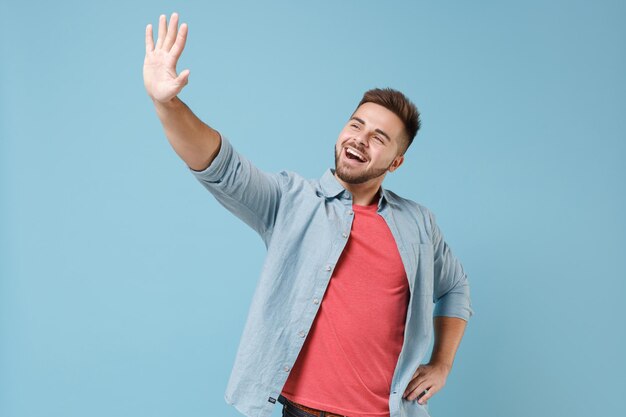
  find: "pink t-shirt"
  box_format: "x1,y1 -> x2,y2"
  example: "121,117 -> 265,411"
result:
281,200 -> 410,417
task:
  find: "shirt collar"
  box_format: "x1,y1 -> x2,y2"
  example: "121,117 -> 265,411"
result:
319,168 -> 389,210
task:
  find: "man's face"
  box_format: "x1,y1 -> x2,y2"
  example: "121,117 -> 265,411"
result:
334,102 -> 406,184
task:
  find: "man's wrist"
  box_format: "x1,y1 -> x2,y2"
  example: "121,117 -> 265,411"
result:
153,95 -> 182,111
427,359 -> 453,373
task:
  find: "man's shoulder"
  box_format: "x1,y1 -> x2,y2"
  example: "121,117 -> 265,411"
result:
274,169 -> 312,185
383,188 -> 437,240
384,188 -> 434,217
274,169 -> 328,193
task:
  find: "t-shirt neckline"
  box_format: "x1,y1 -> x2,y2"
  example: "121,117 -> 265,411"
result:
352,201 -> 379,211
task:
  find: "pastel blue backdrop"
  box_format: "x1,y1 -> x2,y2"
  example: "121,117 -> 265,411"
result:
1,1 -> 624,416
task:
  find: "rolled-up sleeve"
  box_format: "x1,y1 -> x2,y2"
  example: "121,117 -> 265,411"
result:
429,211 -> 474,321
188,134 -> 284,243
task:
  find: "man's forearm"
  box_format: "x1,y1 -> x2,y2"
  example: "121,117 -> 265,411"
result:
429,316 -> 467,370
153,96 -> 221,171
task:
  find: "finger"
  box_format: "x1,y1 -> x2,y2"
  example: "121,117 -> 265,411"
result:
415,383 -> 437,404
408,375 -> 428,394
403,380 -> 418,398
176,69 -> 190,85
169,22 -> 188,61
402,367 -> 425,397
155,14 -> 167,49
163,12 -> 179,51
418,387 -> 436,405
408,380 -> 431,401
145,23 -> 154,53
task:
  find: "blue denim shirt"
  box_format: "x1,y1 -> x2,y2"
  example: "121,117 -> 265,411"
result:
188,134 -> 473,417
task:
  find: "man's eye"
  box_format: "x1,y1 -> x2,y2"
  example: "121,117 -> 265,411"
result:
351,124 -> 359,128
375,136 -> 384,143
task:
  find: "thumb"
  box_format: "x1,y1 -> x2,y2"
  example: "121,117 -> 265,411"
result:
177,69 -> 190,85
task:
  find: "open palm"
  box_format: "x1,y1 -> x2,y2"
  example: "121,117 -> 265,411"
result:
143,12 -> 190,103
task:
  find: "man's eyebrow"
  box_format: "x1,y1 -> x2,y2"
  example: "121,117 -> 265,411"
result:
349,117 -> 391,142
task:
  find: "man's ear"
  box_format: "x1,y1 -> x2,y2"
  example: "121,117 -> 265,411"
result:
388,154 -> 405,172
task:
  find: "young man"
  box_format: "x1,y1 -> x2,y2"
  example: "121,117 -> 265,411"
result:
144,13 -> 473,417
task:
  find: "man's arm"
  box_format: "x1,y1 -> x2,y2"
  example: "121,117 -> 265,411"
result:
402,317 -> 467,404
143,13 -> 283,242
430,210 -> 473,321
144,12 -> 220,171
153,97 -> 222,172
403,211 -> 473,404
429,316 -> 467,371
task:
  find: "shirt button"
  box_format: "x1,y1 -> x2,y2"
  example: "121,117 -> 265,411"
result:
313,298 -> 319,304
325,265 -> 332,271
298,330 -> 306,338
342,232 -> 348,238
347,210 -> 354,216
284,365 -> 290,372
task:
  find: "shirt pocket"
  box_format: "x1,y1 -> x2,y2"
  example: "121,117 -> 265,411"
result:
411,242 -> 434,296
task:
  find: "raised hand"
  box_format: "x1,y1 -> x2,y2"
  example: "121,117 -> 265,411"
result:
143,12 -> 190,103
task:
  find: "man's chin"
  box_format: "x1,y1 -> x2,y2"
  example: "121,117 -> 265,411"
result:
335,167 -> 369,184
334,149 -> 382,184
336,163 -> 390,185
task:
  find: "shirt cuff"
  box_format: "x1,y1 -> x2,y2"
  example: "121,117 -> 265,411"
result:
187,132 -> 233,183
433,292 -> 474,321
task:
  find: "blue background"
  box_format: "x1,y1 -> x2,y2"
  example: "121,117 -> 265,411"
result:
1,1 -> 625,416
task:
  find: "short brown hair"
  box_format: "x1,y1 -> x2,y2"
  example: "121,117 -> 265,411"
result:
354,87 -> 421,154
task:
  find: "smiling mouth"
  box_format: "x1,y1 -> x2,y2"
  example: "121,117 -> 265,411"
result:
344,146 -> 367,163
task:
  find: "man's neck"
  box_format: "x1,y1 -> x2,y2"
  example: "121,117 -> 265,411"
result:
334,173 -> 382,206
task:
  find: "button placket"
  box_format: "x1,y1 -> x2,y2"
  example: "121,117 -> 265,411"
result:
343,206 -> 354,238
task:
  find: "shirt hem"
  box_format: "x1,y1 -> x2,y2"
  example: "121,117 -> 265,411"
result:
281,392 -> 390,417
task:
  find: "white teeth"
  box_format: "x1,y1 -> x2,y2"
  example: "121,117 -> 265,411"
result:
346,147 -> 366,162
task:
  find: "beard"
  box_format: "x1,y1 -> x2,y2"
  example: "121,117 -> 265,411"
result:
334,145 -> 393,184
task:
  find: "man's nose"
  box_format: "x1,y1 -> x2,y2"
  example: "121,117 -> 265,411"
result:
354,133 -> 368,147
